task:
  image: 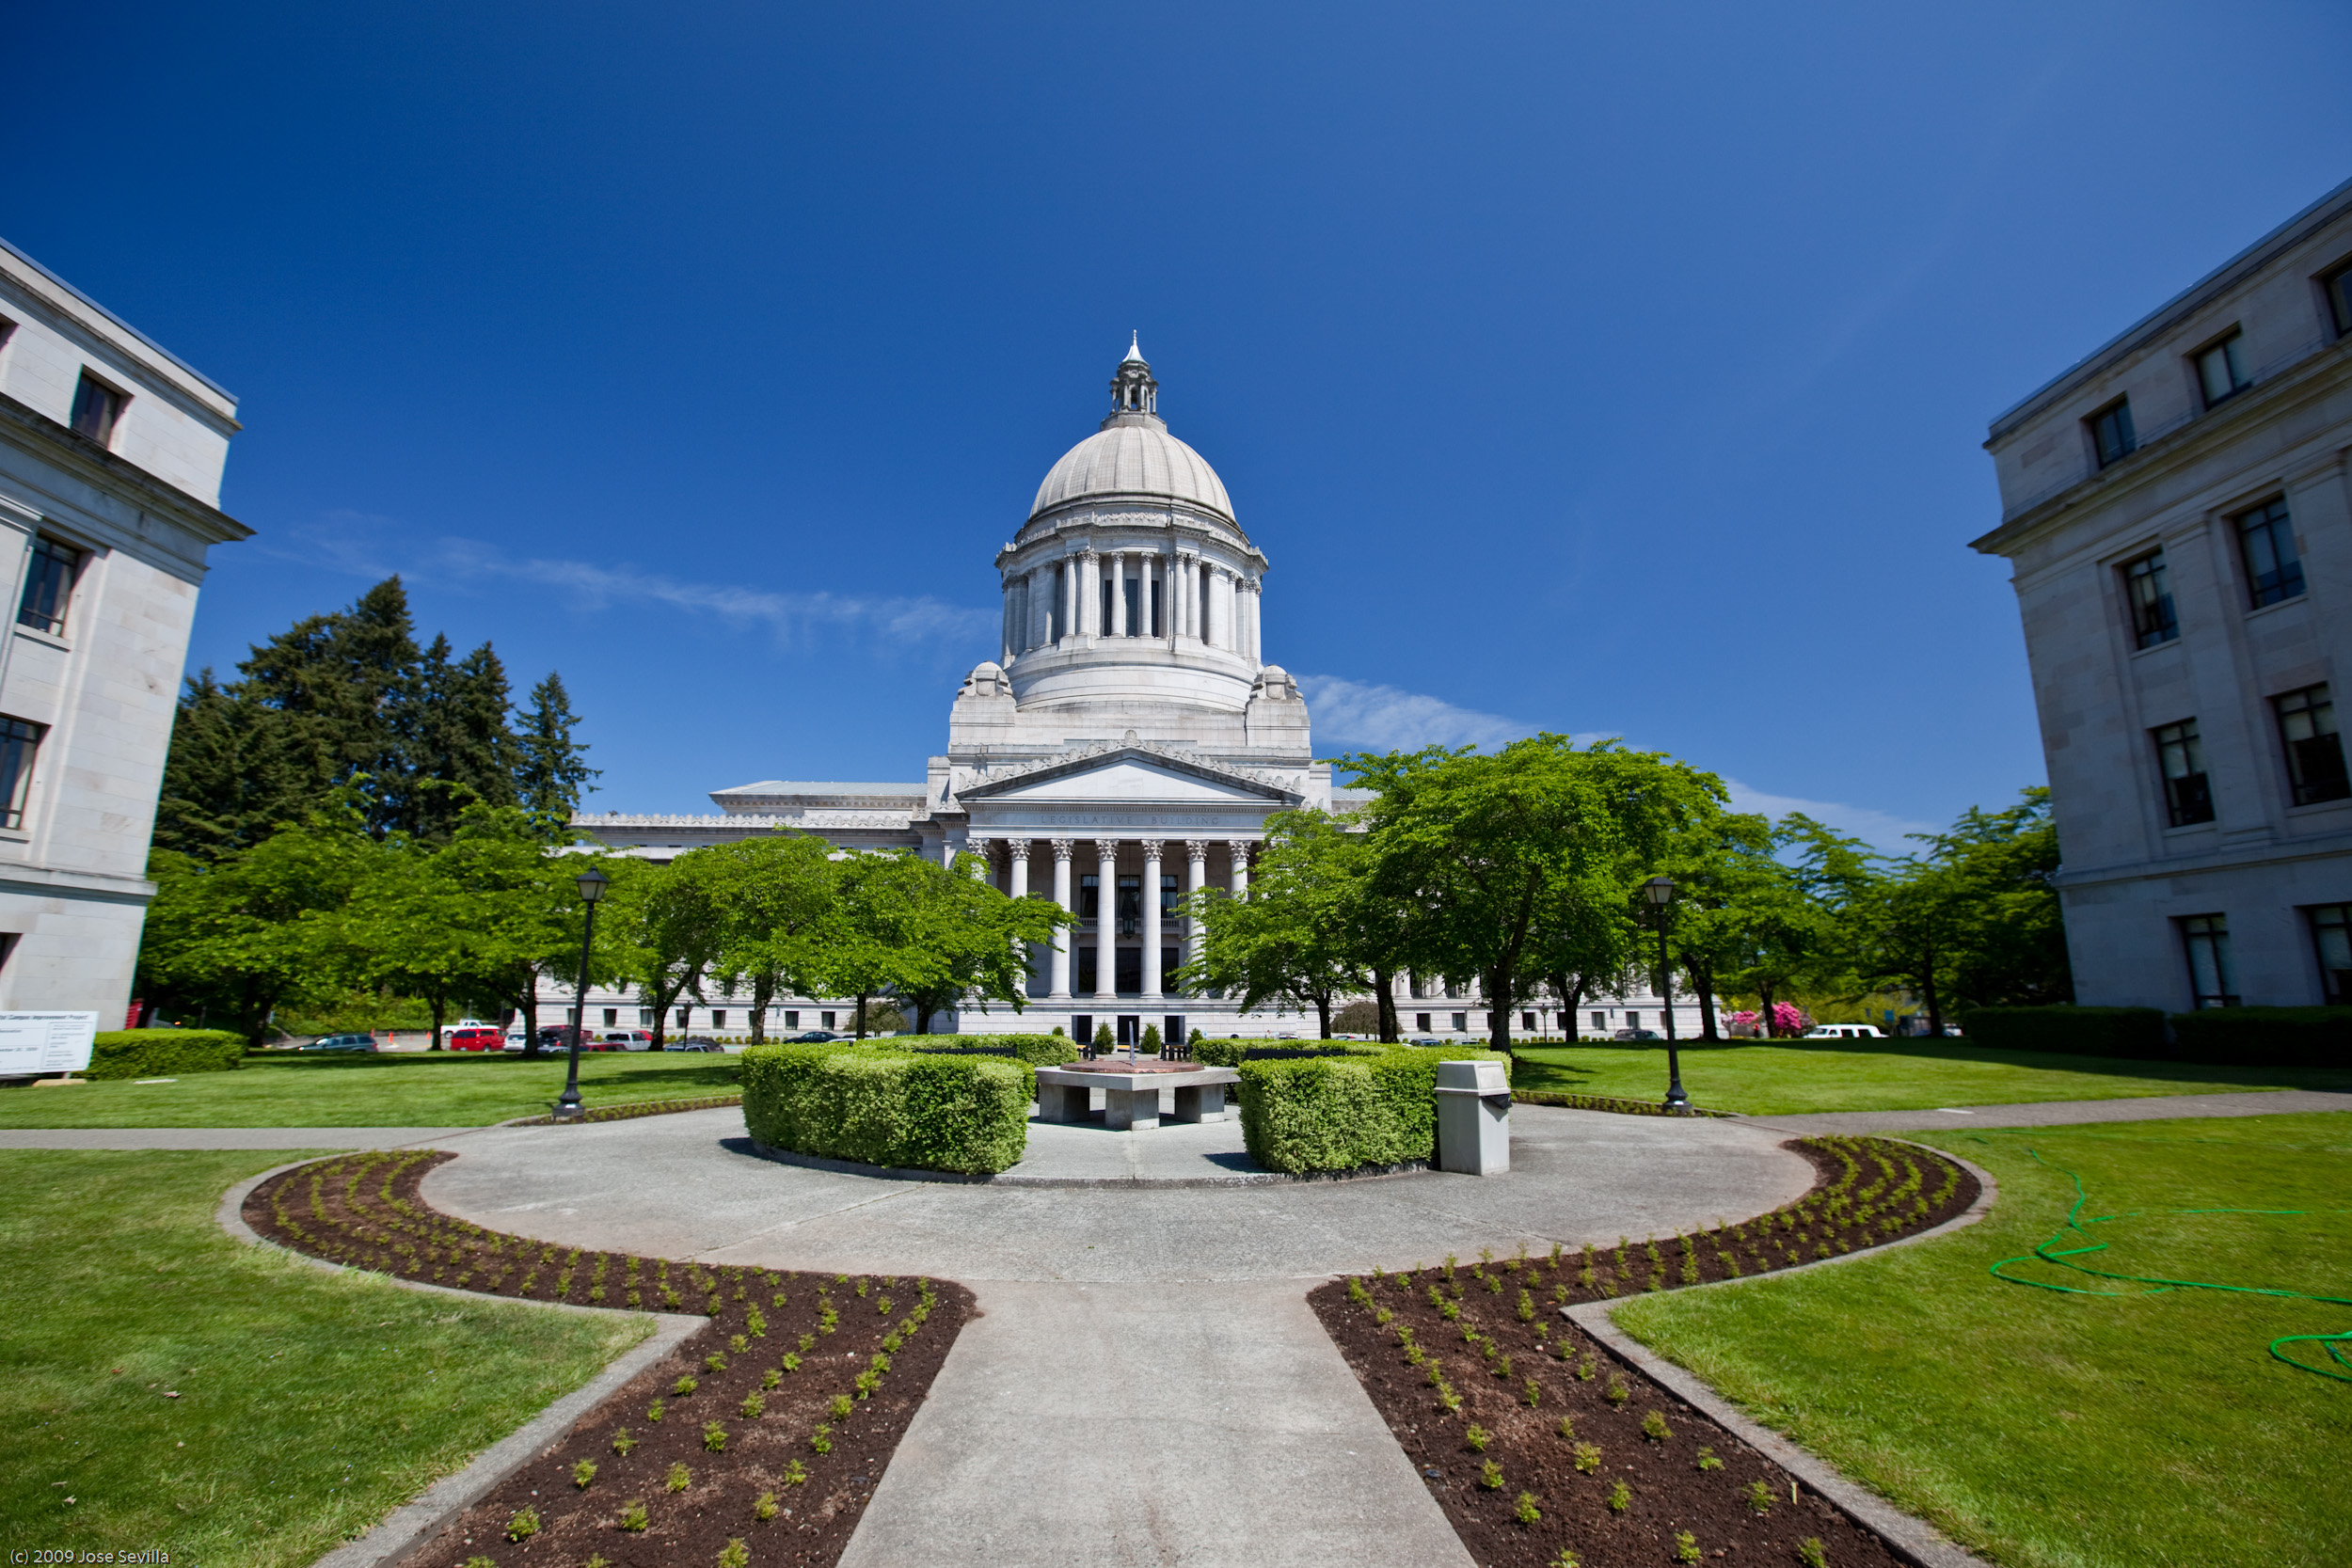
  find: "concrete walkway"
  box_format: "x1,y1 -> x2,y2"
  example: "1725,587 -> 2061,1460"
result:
1739,1085 -> 2352,1137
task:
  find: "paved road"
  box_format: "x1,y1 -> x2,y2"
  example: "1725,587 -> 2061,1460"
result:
1738,1086 -> 2352,1137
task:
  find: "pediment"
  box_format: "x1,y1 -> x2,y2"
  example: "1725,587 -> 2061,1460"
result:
957,737 -> 1301,807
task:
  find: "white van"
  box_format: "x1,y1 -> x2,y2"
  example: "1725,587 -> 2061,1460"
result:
1804,1023 -> 1885,1039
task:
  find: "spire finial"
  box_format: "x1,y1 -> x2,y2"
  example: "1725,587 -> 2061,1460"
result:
1121,331 -> 1146,365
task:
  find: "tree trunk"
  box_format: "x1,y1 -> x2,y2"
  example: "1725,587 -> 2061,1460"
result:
1758,982 -> 1777,1038
914,998 -> 934,1036
854,990 -> 869,1040
1485,965 -> 1514,1053
1372,968 -> 1399,1042
428,991 -> 447,1052
518,965 -> 542,1058
1692,959 -> 1721,1042
1315,992 -> 1332,1039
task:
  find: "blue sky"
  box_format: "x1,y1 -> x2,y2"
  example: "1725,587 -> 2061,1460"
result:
8,3 -> 2349,850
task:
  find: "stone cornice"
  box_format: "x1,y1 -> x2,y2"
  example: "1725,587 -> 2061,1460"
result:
0,393 -> 251,547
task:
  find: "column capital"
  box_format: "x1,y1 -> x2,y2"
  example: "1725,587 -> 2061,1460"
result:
1051,838 -> 1074,862
1139,838 -> 1165,860
1184,839 -> 1212,860
1004,839 -> 1030,863
1092,838 -> 1120,860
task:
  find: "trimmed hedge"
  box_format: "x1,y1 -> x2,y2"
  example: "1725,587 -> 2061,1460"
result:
86,1029 -> 246,1081
1959,1006 -> 2167,1060
1193,1037 -> 1381,1068
1236,1046 -> 1512,1175
739,1043 -> 1030,1175
903,1034 -> 1079,1068
2168,1007 -> 2352,1069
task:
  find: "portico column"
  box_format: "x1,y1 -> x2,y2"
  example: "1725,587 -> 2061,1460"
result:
1110,550 -> 1128,637
1140,839 -> 1163,1000
1231,840 -> 1250,899
1048,839 -> 1073,999
1006,840 -> 1033,996
1094,838 -> 1120,1002
1184,839 -> 1209,973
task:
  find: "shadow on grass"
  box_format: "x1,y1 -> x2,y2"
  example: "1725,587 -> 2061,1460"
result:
238,1051 -> 742,1091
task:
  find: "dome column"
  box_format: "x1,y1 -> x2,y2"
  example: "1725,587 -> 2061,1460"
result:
1048,840 -> 1073,999
1244,578 -> 1263,664
1061,554 -> 1081,647
1109,550 -> 1128,637
1079,548 -> 1101,641
1027,564 -> 1050,651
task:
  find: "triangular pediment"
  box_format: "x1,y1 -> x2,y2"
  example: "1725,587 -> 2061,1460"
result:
957,737 -> 1301,806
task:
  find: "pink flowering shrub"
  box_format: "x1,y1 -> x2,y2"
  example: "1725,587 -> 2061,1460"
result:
1771,1002 -> 1811,1035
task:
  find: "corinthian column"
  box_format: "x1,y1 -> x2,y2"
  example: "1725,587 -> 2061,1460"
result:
1231,840 -> 1251,899
1094,838 -> 1120,1001
1049,840 -> 1073,999
1007,840 -> 1033,997
1110,550 -> 1128,636
1184,839 -> 1209,974
1140,839 -> 1164,1000
1028,564 -> 1050,650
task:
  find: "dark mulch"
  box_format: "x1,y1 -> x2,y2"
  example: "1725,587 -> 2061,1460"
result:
1308,1135 -> 1979,1568
246,1153 -> 972,1567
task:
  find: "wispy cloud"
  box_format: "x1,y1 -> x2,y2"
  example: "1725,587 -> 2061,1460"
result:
1721,780 -> 1939,856
1295,674 -> 1533,751
272,514 -> 995,645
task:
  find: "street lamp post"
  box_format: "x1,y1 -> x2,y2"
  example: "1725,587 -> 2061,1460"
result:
554,866 -> 611,1122
1643,875 -> 1689,1113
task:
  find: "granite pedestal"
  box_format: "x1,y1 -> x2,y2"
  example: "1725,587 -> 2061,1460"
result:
1033,1064 -> 1241,1131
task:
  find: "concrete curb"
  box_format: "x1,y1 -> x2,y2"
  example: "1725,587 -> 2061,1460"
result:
1562,1140 -> 2000,1568
745,1136 -> 1435,1188
215,1159 -> 707,1568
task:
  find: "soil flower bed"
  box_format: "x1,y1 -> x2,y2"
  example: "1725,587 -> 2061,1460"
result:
245,1153 -> 972,1566
1309,1135 -> 1977,1567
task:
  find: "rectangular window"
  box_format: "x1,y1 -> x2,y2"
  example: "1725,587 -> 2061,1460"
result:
2180,914 -> 2237,1008
1077,947 -> 1098,993
1626,1011 -> 1641,1029
2089,398 -> 2136,467
2308,904 -> 2352,1005
1408,974 -> 1426,1000
1079,874 -> 1100,919
1450,1012 -> 1468,1033
1116,875 -> 1140,936
2237,498 -> 2303,608
2195,331 -> 2249,408
1121,575 -> 1138,635
0,717 -> 42,830
2326,258 -> 2352,339
712,1009 -> 726,1029
1100,578 -> 1113,634
783,1010 -> 799,1030
1443,978 -> 1463,1000
1591,1010 -> 1607,1030
2152,720 -> 2215,826
820,1010 -> 835,1031
1159,875 -> 1179,918
2275,685 -> 2350,805
1161,945 -> 1178,981
1520,1010 -> 1536,1031
1415,1012 -> 1432,1034
2121,549 -> 2178,649
18,536 -> 85,637
675,1007 -> 691,1027
70,373 -> 125,446
1115,947 -> 1142,993
639,1008 -> 654,1026
602,1007 -> 618,1027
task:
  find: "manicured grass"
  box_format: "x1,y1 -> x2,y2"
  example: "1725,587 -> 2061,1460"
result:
0,1150 -> 649,1568
0,1050 -> 742,1129
1612,1114 -> 2352,1568
1508,1039 -> 2352,1116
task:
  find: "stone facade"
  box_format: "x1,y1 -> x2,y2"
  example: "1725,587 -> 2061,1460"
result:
577,341 -> 1710,1040
1974,178 -> 2352,1009
0,238 -> 248,1022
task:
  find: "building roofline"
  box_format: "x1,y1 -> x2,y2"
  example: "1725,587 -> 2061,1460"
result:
1984,173 -> 2352,443
0,234 -> 238,405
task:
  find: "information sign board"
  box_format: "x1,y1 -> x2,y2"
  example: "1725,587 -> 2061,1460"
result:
0,1011 -> 101,1076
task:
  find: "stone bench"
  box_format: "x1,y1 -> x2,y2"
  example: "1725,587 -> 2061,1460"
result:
1032,1065 -> 1241,1132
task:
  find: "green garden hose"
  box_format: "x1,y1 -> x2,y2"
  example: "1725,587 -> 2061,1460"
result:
1989,1148 -> 2352,1386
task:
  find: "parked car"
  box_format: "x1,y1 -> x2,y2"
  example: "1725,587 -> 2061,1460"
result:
782,1030 -> 846,1043
1804,1024 -> 1885,1039
447,1026 -> 504,1052
300,1032 -> 377,1053
670,1035 -> 725,1053
604,1029 -> 656,1051
1612,1028 -> 1662,1041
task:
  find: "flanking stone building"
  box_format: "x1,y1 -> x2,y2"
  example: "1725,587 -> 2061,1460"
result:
0,238 -> 248,1022
1974,177 -> 2352,1009
578,341 -> 1709,1040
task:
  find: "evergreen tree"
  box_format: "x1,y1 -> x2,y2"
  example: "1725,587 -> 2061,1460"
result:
514,671 -> 598,820
152,670 -> 310,858
389,634 -> 518,839
236,576 -> 421,829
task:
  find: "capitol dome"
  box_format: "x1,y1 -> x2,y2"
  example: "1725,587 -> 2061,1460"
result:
1029,422 -> 1234,522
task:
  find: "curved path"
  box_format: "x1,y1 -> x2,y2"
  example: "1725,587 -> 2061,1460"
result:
420,1104 -> 1812,1282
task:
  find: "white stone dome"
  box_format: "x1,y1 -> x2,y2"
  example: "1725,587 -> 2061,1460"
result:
1029,422 -> 1235,522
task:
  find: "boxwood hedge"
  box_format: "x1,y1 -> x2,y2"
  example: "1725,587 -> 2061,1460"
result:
739,1042 -> 1030,1175
86,1029 -> 246,1081
1958,1006 -> 2167,1059
899,1033 -> 1078,1067
1193,1037 -> 1380,1067
1235,1046 -> 1511,1174
2167,1006 -> 2351,1069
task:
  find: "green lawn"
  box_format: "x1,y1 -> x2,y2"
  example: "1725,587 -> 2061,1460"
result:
0,1049 -> 742,1129
1612,1114 -> 2352,1568
1509,1039 -> 2352,1116
0,1149 -> 649,1568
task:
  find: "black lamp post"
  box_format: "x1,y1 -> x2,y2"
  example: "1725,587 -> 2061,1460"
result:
554,865 -> 610,1122
1643,875 -> 1689,1113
